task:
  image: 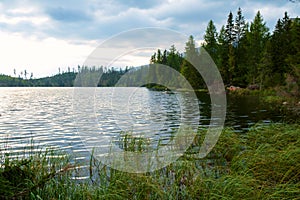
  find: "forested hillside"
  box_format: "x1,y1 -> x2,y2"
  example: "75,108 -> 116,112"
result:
0,66 -> 129,87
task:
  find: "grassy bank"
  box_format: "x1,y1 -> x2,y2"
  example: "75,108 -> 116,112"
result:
1,123 -> 299,199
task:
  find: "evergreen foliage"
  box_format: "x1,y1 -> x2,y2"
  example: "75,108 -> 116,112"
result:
150,8 -> 300,94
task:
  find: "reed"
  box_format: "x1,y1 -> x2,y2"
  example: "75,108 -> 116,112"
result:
1,123 -> 299,199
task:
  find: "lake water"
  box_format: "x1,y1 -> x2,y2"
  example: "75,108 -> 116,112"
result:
0,87 -> 283,176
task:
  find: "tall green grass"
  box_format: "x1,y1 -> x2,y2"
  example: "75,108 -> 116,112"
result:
1,123 -> 299,199
0,144 -> 73,199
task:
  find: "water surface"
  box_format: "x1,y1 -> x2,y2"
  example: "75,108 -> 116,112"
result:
0,87 -> 283,176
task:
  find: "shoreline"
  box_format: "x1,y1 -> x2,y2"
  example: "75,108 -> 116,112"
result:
1,123 -> 299,199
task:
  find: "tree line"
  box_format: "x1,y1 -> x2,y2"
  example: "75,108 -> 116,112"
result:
150,8 -> 300,96
0,66 -> 130,87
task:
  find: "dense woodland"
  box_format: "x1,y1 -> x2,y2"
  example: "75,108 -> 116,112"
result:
1,9 -> 299,96
150,9 -> 300,96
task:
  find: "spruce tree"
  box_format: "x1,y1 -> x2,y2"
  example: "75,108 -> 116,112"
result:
217,25 -> 230,84
245,11 -> 269,84
225,11 -> 236,84
225,11 -> 235,45
167,45 -> 182,72
203,20 -> 218,63
181,36 -> 203,89
286,17 -> 300,95
233,7 -> 246,46
233,7 -> 248,86
269,12 -> 293,84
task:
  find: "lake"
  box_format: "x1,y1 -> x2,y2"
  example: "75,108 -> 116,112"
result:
0,87 -> 283,176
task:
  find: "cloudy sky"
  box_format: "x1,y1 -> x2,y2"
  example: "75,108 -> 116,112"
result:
0,0 -> 299,78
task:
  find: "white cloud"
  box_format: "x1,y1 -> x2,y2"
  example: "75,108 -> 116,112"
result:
83,28 -> 188,69
0,32 -> 96,77
257,3 -> 300,28
109,49 -> 155,68
0,15 -> 49,25
8,7 -> 36,15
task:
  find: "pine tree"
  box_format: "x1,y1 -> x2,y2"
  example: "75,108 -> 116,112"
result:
185,35 -> 198,61
167,45 -> 182,72
233,7 -> 246,47
203,20 -> 218,63
224,11 -> 236,84
225,11 -> 235,45
233,8 -> 248,86
24,70 -> 27,79
150,53 -> 156,64
181,36 -> 203,89
217,25 -> 230,84
286,17 -> 300,96
269,12 -> 293,84
157,49 -> 162,64
162,49 -> 168,65
245,11 -> 269,84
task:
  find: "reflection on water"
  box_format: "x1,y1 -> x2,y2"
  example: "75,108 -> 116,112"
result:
195,92 -> 283,132
0,88 -> 283,177
225,94 -> 283,131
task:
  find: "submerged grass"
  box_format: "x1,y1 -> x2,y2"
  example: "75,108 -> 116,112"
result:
1,123 -> 299,199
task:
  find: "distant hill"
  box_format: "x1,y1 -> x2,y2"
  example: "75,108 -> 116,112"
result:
0,67 -> 129,87
0,72 -> 77,87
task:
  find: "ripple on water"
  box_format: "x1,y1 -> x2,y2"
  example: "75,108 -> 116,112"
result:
0,88 -> 286,179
